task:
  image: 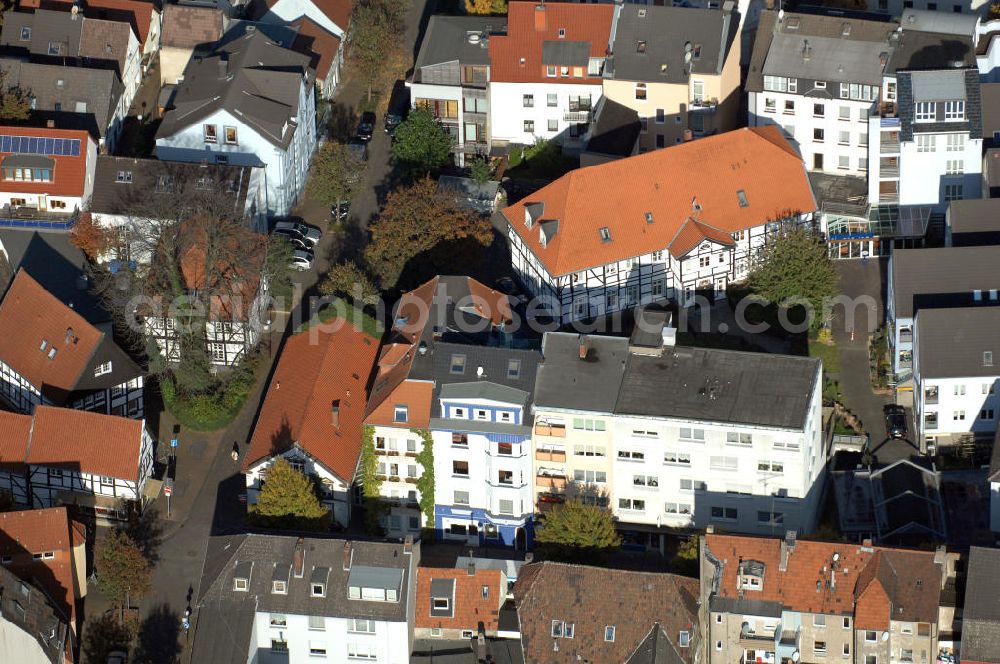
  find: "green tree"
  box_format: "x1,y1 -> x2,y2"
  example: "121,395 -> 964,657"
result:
469,156 -> 491,185
535,499 -> 620,563
265,234 -> 296,301
413,429 -> 434,525
351,0 -> 407,103
365,177 -> 493,289
465,0 -> 506,14
319,261 -> 380,306
307,141 -> 366,209
249,458 -> 331,531
96,530 -> 153,613
749,224 -> 839,331
0,66 -> 31,121
390,108 -> 453,176
670,535 -> 700,577
82,613 -> 132,664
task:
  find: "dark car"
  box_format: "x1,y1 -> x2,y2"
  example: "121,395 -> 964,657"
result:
884,404 -> 908,439
331,200 -> 350,221
384,112 -> 403,135
356,112 -> 376,141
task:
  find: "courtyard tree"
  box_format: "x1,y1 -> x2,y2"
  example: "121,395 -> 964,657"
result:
0,66 -> 31,121
465,0 -> 506,14
307,141 -> 367,210
248,458 -> 331,531
319,260 -> 380,306
535,499 -> 620,563
389,108 -> 453,177
96,529 -> 153,617
351,0 -> 407,103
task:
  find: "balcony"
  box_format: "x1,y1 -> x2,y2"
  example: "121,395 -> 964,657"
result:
880,164 -> 900,178
536,474 -> 567,489
536,493 -> 565,513
899,328 -> 913,343
534,423 -> 566,437
0,207 -> 77,230
535,449 -> 567,463
690,98 -> 717,110
739,632 -> 776,650
924,414 -> 938,430
881,133 -> 900,153
924,387 -> 939,405
563,110 -> 591,123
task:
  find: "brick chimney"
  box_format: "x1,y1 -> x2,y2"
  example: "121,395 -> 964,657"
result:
534,3 -> 546,31
293,537 -> 305,578
578,334 -> 589,359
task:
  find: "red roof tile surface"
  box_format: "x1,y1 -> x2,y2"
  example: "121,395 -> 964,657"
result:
415,566 -> 506,631
502,126 -> 816,276
514,561 -> 699,664
0,507 -> 82,623
0,126 -> 91,198
0,411 -> 31,468
0,270 -> 104,398
244,320 -> 380,481
489,2 -> 614,84
26,405 -> 145,480
291,17 -> 342,80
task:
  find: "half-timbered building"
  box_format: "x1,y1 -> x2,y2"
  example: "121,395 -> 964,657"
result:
243,320 -> 381,527
0,270 -> 144,417
501,126 -> 817,323
0,411 -> 31,506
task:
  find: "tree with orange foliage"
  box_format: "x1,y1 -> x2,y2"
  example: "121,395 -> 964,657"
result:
70,213 -> 114,261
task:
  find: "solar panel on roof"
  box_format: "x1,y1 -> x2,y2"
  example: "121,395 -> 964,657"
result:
0,135 -> 80,156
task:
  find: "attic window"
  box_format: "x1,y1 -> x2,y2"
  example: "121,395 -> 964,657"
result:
599,227 -> 612,243
692,44 -> 702,59
637,40 -> 647,53
737,190 -> 749,208
679,631 -> 691,648
39,339 -> 48,352
645,212 -> 654,224
605,626 -> 616,642
638,8 -> 647,17
985,351 -> 994,367
558,28 -> 566,38
19,27 -> 30,41
450,354 -> 466,374
94,361 -> 112,377
47,347 -> 57,360
482,585 -> 490,598
272,580 -> 287,594
116,171 -> 132,184
507,358 -> 521,379
433,597 -> 450,610
519,57 -> 526,66
311,583 -> 326,597
394,405 -> 408,423
842,23 -> 852,36
233,577 -> 248,591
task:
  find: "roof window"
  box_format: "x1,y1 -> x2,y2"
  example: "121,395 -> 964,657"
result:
558,28 -> 566,38
599,227 -> 612,243
116,170 -> 132,184
985,351 -> 993,367
47,347 -> 57,360
39,339 -> 48,352
645,212 -> 654,224
637,40 -> 647,53
737,190 -> 749,208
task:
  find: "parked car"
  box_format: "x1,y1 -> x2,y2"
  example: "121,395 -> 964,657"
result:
331,200 -> 350,221
273,220 -> 321,247
884,404 -> 908,439
290,249 -> 314,271
384,112 -> 403,135
356,112 -> 376,141
272,229 -> 310,251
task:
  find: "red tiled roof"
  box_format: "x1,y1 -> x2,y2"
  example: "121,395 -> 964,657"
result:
0,507 -> 83,623
0,126 -> 91,198
502,126 -> 817,276
26,405 -> 145,480
365,379 -> 433,429
668,217 -> 737,258
291,17 -> 342,81
0,270 -> 104,399
244,321 -> 380,480
489,2 -> 614,84
29,0 -> 158,48
0,411 -> 31,468
514,561 -> 699,664
415,566 -> 506,631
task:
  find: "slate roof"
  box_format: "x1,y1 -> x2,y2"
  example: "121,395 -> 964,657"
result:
501,126 -> 815,276
962,546 -> 1000,664
156,30 -> 314,149
915,307 -> 1000,379
0,563 -> 68,664
0,9 -> 83,58
413,15 -> 505,76
607,4 -> 735,84
535,332 -> 819,430
415,565 -> 506,631
890,245 -> 1000,319
0,57 -> 123,140
625,624 -> 686,664
514,561 -> 698,664
0,270 -> 142,404
885,29 -> 975,74
897,69 -> 981,142
243,321 -> 380,481
160,3 -> 223,49
21,0 -> 158,50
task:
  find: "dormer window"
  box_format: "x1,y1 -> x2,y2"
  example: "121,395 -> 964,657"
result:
94,361 -> 112,377
272,580 -> 287,594
599,227 -> 612,243
679,631 -> 691,648
450,354 -> 466,374
312,583 -> 325,596
311,567 -> 329,597
738,559 -> 765,591
233,561 -> 252,591
39,340 -> 48,352
558,28 -> 566,38
116,171 -> 132,184
394,405 -> 408,423
433,597 -> 449,610
637,40 -> 647,53
234,577 -> 248,591
47,347 -> 57,360
19,27 -> 30,41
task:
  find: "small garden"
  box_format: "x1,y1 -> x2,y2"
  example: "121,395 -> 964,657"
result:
160,356 -> 260,431
505,139 -> 579,180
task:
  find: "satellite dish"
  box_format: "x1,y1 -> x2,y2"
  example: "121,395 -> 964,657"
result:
684,52 -> 692,64
833,552 -> 840,562
792,652 -> 800,662
882,632 -> 889,642
778,8 -> 785,21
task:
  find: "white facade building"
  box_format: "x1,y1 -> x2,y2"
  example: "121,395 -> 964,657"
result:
155,30 -> 317,217
489,81 -> 602,148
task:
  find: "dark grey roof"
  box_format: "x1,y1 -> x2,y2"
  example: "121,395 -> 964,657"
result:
190,598 -> 257,664
156,30 -> 314,149
625,623 -> 686,664
629,306 -> 672,349
586,97 -> 640,158
870,458 -> 946,542
413,15 -> 505,75
890,245 -> 1000,319
708,596 -> 784,617
198,534 -> 415,623
411,638 -> 525,664
962,546 -> 1000,664
541,40 -> 590,67
90,155 -> 256,216
947,198 -> 1000,235
429,578 -> 454,618
607,5 -> 734,84
885,30 -> 975,74
440,381 -> 528,405
0,57 -> 123,140
535,332 -> 629,414
0,564 -> 68,664
915,307 -> 1000,379
897,69 -> 981,142
0,9 -> 82,58
981,82 -> 1000,138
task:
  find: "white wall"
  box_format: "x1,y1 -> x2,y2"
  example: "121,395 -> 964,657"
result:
489,81 -> 602,146
249,612 -> 410,664
898,134 -> 983,210
261,0 -> 346,38
370,424 -> 425,537
0,613 -> 59,664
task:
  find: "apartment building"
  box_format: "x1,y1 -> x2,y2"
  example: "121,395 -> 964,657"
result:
192,536 -> 418,664
532,329 -> 824,550
602,3 -> 741,151
244,322 -> 380,527
700,532 -> 954,664
913,307 -> 1000,448
501,125 -> 816,323
431,344 -> 541,550
748,10 -> 887,176
410,16 -> 506,166
487,2 -> 614,151
886,245 -> 1000,378
364,275 -> 515,538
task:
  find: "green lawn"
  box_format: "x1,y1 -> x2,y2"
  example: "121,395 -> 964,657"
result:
299,300 -> 384,339
808,339 -> 841,375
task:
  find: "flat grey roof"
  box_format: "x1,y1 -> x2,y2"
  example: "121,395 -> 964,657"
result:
911,69 -> 967,101
891,245 -> 1000,319
535,332 -> 629,414
413,15 -> 505,70
885,30 -> 975,73
348,565 -> 404,591
948,198 -> 1000,234
915,307 -> 1000,379
764,33 -> 888,85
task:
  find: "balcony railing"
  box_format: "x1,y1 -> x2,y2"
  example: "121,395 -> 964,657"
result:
534,423 -> 566,437
536,475 -> 567,489
535,449 -> 567,463
563,111 -> 591,123
899,329 -> 913,343
881,134 -> 900,153
880,165 -> 900,178
899,358 -> 912,369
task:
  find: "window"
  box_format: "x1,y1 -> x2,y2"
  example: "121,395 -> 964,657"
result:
269,614 -> 287,627
94,361 -> 113,377
452,461 -> 469,477
498,470 -> 513,485
679,427 -> 705,442
726,432 -> 752,446
635,83 -> 647,100
945,184 -> 963,201
204,124 -> 218,143
765,98 -> 776,113
758,510 -> 784,524
711,506 -> 738,520
19,27 -> 30,40
917,135 -> 936,152
679,631 -> 690,648
524,120 -> 534,133
309,643 -> 327,656
100,476 -> 115,487
664,451 -> 691,465
915,102 -> 935,122
599,227 -> 612,242
844,644 -> 851,658
547,93 -> 557,107
699,256 -> 710,268
784,100 -> 795,114
573,418 -> 605,431
618,450 -> 645,461
665,502 -> 693,515
814,615 -> 827,627
815,641 -> 828,655
764,76 -> 794,92
945,101 -> 965,120
680,478 -> 707,491
710,456 -> 738,471
547,119 -> 558,132
633,475 -> 659,487
947,134 -> 966,151
865,657 -> 877,664
546,65 -> 556,77
309,615 -> 325,631
271,640 -> 288,654
311,583 -> 325,597
574,469 -> 606,483
842,617 -> 851,629
394,405 -> 408,422
272,580 -> 287,594
234,577 -> 248,591
953,410 -> 966,421
618,498 -> 645,511
47,41 -> 62,55
450,354 -> 466,374
865,631 -> 877,642
573,444 -> 606,457
655,108 -> 665,124
433,597 -> 450,611
348,643 -> 377,660
813,128 -> 825,143
498,499 -> 514,514
604,625 -> 616,641
454,490 -> 470,505
946,159 -> 964,175
813,103 -> 825,118
758,460 -> 784,473
522,94 -> 534,107
498,442 -> 513,456
116,170 -> 132,184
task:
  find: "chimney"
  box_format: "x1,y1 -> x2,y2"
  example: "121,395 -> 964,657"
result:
65,327 -> 74,343
46,119 -> 56,129
765,0 -> 775,7
706,525 -> 714,534
403,535 -> 413,555
534,3 -> 546,31
343,542 -> 353,571
467,552 -> 476,576
861,538 -> 873,550
524,552 -> 534,564
293,537 -> 305,578
780,530 -> 797,571
578,334 -> 589,359
218,55 -> 229,79
330,400 -> 340,429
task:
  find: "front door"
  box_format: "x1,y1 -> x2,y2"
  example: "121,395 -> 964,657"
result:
37,194 -> 47,211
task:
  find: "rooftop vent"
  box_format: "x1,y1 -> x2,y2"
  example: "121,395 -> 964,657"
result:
802,39 -> 811,62
841,23 -> 851,37
638,8 -> 647,17
331,400 -> 341,428
578,334 -> 589,360
467,32 -> 481,45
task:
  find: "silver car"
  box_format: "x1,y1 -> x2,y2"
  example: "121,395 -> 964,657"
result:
290,249 -> 314,271
273,221 -> 321,247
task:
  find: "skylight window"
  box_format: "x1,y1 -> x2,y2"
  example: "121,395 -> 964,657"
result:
450,354 -> 466,374
47,347 -> 57,360
599,227 -> 612,242
637,40 -> 647,53
737,190 -> 749,208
